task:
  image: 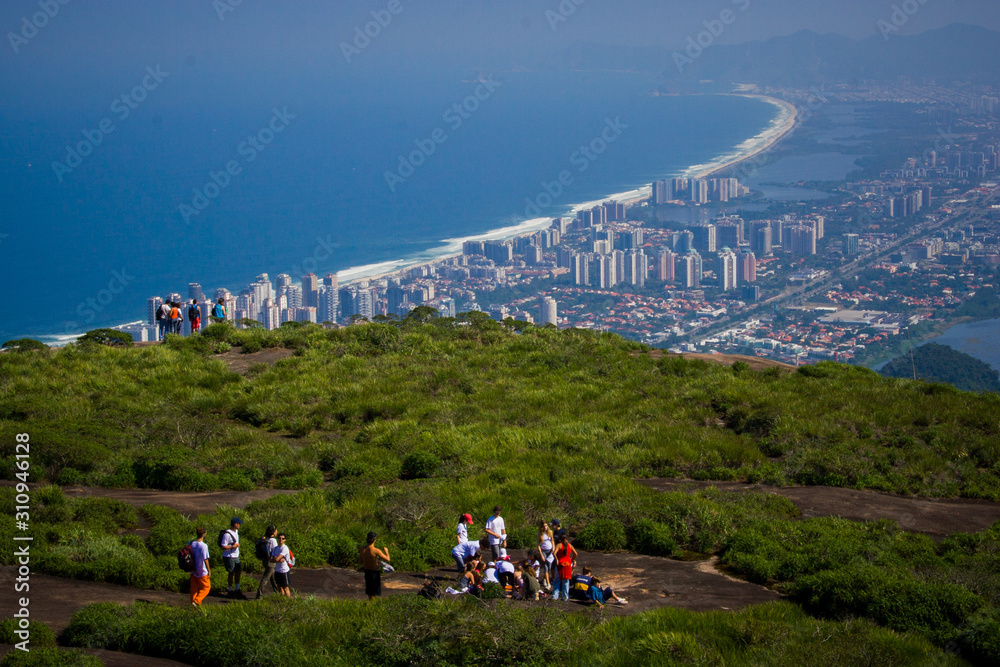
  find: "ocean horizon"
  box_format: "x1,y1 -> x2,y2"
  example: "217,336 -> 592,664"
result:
0,70 -> 781,343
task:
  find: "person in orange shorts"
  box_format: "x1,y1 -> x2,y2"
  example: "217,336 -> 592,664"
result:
189,527 -> 212,605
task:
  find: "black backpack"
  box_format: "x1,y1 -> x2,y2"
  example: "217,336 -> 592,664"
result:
177,543 -> 195,572
255,537 -> 270,561
218,529 -> 233,549
189,305 -> 200,320
418,580 -> 443,600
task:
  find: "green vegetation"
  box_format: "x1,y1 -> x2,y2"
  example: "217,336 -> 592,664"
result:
0,339 -> 48,353
4,320 -> 1000,662
0,650 -> 101,667
721,518 -> 1000,659
882,343 -> 1000,394
61,598 -> 964,667
3,320 -> 999,498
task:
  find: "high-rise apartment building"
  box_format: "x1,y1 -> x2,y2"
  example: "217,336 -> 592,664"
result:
717,248 -> 738,292
737,251 -> 757,283
301,273 -> 319,309
655,250 -> 675,282
843,233 -> 860,256
692,224 -> 717,253
789,226 -> 817,255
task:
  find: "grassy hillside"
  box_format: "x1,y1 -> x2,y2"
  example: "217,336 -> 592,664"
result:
3,317 -> 1000,664
2,318 -> 999,498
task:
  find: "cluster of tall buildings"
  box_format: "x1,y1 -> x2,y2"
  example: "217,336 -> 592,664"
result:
888,187 -> 933,219
652,177 -> 747,205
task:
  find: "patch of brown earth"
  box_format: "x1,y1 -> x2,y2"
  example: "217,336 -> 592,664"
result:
640,479 -> 1000,538
59,486 -> 298,516
215,347 -> 295,375
632,350 -> 795,372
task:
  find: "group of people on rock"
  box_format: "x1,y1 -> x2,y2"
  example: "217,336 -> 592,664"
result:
185,508 -> 626,608
449,506 -> 628,606
187,518 -> 293,606
156,297 -> 229,340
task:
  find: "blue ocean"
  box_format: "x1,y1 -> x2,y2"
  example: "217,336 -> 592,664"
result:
0,68 -> 777,342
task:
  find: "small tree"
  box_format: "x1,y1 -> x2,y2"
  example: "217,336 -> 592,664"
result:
239,318 -> 263,330
0,338 -> 49,353
405,306 -> 438,323
78,329 -> 134,348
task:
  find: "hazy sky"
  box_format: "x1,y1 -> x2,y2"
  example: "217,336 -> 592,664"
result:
2,0 -> 998,78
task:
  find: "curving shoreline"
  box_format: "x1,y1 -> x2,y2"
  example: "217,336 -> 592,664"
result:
339,94 -> 799,285
43,95 -> 800,344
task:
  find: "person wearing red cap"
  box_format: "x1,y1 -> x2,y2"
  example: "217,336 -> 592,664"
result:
456,513 -> 474,546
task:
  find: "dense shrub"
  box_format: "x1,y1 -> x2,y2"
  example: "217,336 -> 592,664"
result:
575,519 -> 627,552
626,519 -> 677,557
0,648 -> 102,667
792,565 -> 983,645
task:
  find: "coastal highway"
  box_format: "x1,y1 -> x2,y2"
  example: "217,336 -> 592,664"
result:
691,187 -> 999,345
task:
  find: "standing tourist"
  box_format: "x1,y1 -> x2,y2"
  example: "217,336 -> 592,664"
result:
156,299 -> 171,341
537,520 -> 555,589
220,518 -> 244,598
484,506 -> 507,562
212,298 -> 227,322
456,513 -> 474,545
188,300 -> 202,334
270,533 -> 293,597
255,524 -> 278,599
189,527 -> 211,606
552,534 -> 578,602
360,531 -> 390,600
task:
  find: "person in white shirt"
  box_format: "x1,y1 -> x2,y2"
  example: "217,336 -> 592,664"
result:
497,555 -> 516,588
270,533 -> 293,597
220,517 -> 244,598
189,527 -> 211,606
483,562 -> 499,584
452,537 -> 482,572
456,513 -> 474,545
484,506 -> 507,562
256,524 -> 279,599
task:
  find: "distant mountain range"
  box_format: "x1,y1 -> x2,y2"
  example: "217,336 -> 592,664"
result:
556,24 -> 1000,86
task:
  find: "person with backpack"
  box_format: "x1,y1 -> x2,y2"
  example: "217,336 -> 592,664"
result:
187,527 -> 211,606
255,525 -> 279,599
188,300 -> 202,334
212,298 -> 227,322
219,518 -> 244,598
552,534 -> 578,602
157,299 -> 171,341
270,533 -> 294,597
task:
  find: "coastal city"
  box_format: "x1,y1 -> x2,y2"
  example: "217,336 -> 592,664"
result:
127,82 -> 1000,368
